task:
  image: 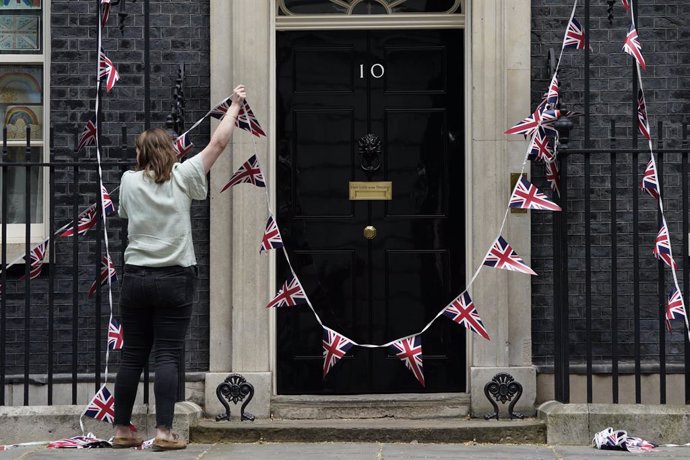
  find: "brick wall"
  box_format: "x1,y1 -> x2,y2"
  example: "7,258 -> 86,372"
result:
3,0 -> 211,377
531,0 -> 690,369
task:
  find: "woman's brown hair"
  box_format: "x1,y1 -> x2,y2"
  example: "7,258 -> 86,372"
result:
135,128 -> 178,184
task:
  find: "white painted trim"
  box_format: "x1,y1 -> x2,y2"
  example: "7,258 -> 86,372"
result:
269,1 -> 278,396
276,14 -> 464,30
464,0 -> 473,390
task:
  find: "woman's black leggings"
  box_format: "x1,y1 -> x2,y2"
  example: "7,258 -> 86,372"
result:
114,265 -> 195,429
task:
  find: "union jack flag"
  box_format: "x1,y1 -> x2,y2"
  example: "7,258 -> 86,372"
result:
623,25 -> 646,71
546,73 -> 559,107
510,176 -> 561,211
527,128 -> 555,163
266,274 -> 308,308
640,157 -> 660,200
442,291 -> 490,340
98,48 -> 120,92
563,17 -> 589,50
60,205 -> 98,238
483,235 -> 537,276
108,318 -> 124,351
260,215 -> 284,254
545,159 -> 561,197
236,100 -> 267,137
209,97 -> 231,119
78,116 -> 97,153
506,109 -> 561,137
622,0 -> 630,11
665,287 -> 686,331
389,336 -> 425,387
322,328 -> 354,377
88,256 -> 118,298
505,109 -> 543,136
101,185 -> 115,215
83,385 -> 115,424
653,221 -> 677,270
101,0 -> 111,28
637,89 -> 650,140
21,240 -> 48,280
220,155 -> 265,192
173,132 -> 194,158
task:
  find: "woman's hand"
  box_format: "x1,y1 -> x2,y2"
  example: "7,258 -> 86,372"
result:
230,85 -> 246,105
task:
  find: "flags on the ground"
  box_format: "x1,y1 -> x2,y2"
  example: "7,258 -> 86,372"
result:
220,155 -> 265,192
266,274 -> 308,308
509,176 -> 561,211
322,328 -> 354,378
623,24 -> 646,70
483,236 -> 537,276
442,291 -> 490,340
259,215 -> 284,254
389,336 -> 425,387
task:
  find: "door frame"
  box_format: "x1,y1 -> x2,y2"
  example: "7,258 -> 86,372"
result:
270,6 -> 471,395
208,2 -> 535,415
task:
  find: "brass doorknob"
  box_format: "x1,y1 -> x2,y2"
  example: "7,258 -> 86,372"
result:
363,225 -> 377,240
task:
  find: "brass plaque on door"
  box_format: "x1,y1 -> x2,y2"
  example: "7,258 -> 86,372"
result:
349,181 -> 392,200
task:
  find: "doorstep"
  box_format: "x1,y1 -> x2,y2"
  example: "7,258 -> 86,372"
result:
191,417 -> 546,444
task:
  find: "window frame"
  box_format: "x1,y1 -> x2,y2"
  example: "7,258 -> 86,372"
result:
0,0 -> 50,245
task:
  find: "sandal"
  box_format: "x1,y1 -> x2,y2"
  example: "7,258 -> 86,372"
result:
111,435 -> 144,448
152,432 -> 187,451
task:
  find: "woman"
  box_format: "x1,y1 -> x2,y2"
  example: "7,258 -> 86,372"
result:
111,85 -> 247,450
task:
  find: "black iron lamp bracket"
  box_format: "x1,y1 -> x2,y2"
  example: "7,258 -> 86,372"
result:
215,373 -> 255,422
483,372 -> 524,420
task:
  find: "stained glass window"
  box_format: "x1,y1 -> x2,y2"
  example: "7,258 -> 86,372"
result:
0,0 -> 46,232
278,0 -> 463,15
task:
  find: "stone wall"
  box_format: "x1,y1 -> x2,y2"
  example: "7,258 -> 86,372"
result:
531,0 -> 690,369
2,0 -> 211,378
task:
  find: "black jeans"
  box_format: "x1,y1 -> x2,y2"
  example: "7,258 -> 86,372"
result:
114,264 -> 196,429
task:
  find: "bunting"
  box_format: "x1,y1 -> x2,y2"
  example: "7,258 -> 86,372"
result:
266,274 -> 308,309
220,154 -> 265,192
666,288 -> 686,331
83,385 -> 115,424
637,89 -> 650,140
623,24 -> 646,70
563,17 -> 588,50
442,291 -> 490,340
174,132 -> 194,158
653,221 -> 676,270
21,240 -> 48,280
259,215 -> 284,254
98,48 -> 120,92
510,176 -> 561,211
389,336 -> 425,387
640,158 -> 660,200
107,318 -> 124,351
78,116 -> 97,153
483,236 -> 537,275
88,256 -> 117,298
322,328 -> 354,377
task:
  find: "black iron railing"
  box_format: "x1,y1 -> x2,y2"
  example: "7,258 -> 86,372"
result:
552,120 -> 690,404
0,125 -> 134,406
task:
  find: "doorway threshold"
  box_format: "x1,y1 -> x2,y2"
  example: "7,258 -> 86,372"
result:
271,393 -> 470,419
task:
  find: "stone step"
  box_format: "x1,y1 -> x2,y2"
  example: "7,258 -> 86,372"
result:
270,393 -> 471,419
191,418 -> 546,444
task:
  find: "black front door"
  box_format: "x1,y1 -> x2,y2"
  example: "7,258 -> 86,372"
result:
276,29 -> 465,394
